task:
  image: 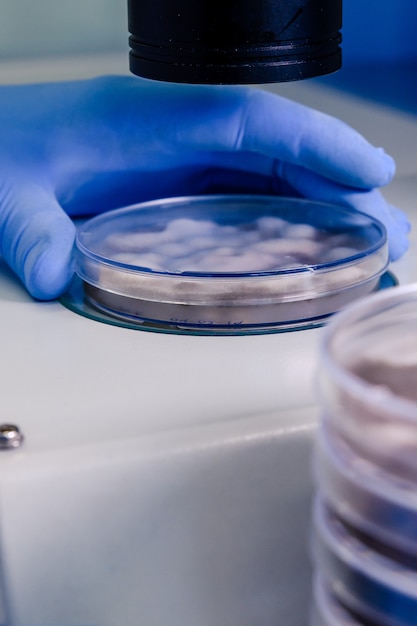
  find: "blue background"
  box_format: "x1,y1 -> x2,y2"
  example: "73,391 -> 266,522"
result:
318,0 -> 417,113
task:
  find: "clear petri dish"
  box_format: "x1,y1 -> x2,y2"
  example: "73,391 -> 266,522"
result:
312,498 -> 417,626
318,284 -> 417,482
73,195 -> 388,333
314,420 -> 417,557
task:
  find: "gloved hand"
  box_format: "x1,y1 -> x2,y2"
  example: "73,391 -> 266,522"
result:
0,75 -> 409,300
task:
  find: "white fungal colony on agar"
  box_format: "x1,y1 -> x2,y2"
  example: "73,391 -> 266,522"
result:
104,216 -> 359,275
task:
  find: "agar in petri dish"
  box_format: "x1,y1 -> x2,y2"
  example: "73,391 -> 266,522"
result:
71,195 -> 389,334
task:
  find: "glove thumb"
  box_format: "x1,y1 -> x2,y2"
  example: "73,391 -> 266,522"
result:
0,182 -> 75,300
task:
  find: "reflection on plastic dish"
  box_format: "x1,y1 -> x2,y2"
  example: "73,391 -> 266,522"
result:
71,195 -> 389,334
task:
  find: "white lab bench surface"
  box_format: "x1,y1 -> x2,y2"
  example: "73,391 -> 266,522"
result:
0,54 -> 416,626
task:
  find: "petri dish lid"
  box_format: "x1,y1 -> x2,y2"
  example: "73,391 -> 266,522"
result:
312,498 -> 417,626
74,195 -> 388,332
318,284 -> 417,481
314,420 -> 417,557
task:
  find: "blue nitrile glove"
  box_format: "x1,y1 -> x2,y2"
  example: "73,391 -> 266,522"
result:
0,75 -> 409,300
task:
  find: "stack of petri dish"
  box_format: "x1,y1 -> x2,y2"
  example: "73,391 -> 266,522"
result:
311,283 -> 417,625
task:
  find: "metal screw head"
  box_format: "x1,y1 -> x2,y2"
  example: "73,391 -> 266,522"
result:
0,424 -> 24,449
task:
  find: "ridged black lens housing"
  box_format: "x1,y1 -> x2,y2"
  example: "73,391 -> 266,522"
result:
128,0 -> 342,84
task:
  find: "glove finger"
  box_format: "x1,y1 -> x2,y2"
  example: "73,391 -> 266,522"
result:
0,182 -> 75,300
274,159 -> 410,261
233,88 -> 396,190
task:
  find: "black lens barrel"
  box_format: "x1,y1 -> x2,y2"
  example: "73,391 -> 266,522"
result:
128,0 -> 342,84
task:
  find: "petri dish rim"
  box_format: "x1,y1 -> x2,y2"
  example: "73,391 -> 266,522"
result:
312,574 -> 367,626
